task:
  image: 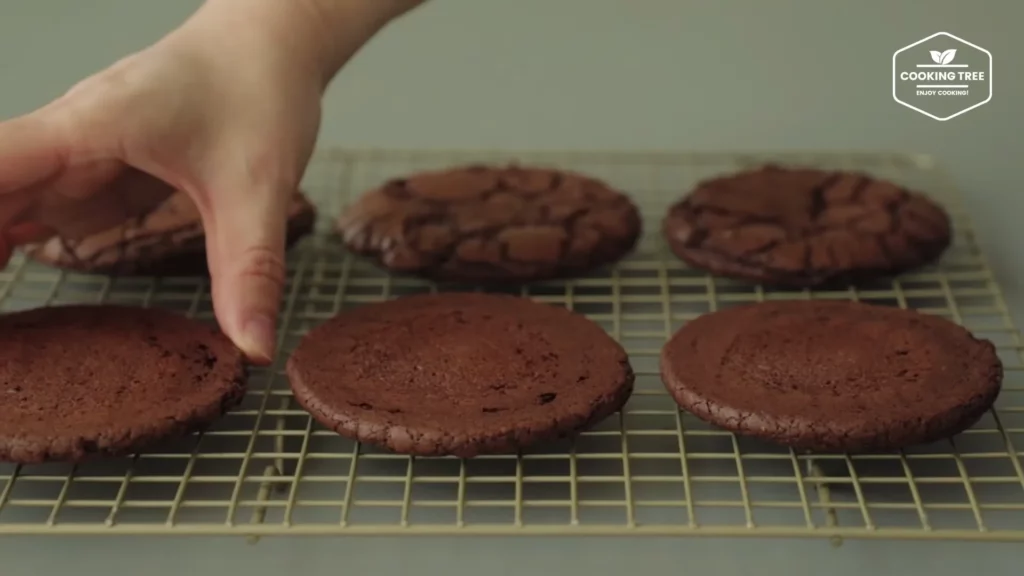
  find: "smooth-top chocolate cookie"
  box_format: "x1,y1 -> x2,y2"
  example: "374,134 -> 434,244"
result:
286,292 -> 635,457
0,305 -> 247,464
660,300 -> 1002,452
336,165 -> 642,283
26,191 -> 317,275
662,165 -> 952,287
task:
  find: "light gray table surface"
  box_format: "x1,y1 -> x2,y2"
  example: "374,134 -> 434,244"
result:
0,1 -> 1021,574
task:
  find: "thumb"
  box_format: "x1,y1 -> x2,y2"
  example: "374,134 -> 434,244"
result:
203,181 -> 290,365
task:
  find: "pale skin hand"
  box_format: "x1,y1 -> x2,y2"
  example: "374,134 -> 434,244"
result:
0,0 -> 426,364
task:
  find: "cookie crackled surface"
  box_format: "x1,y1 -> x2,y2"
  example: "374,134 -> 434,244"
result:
0,305 -> 247,463
335,164 -> 642,283
286,293 -> 635,457
662,165 -> 952,287
659,300 -> 1002,452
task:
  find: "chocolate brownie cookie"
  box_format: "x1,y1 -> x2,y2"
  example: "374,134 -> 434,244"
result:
0,305 -> 247,463
662,165 -> 952,287
660,300 -> 1002,452
26,191 -> 317,275
286,293 -> 635,457
335,164 -> 641,283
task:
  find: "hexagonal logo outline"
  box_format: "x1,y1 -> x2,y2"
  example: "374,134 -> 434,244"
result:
891,32 -> 992,121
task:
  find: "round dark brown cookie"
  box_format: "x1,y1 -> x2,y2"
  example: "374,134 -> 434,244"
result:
286,292 -> 635,457
659,300 -> 1002,452
25,191 -> 317,276
662,165 -> 952,287
0,305 -> 247,464
335,164 -> 642,283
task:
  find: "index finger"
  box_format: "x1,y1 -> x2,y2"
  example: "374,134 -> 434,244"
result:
0,112 -> 67,194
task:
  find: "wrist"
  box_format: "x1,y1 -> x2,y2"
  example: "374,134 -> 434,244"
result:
293,0 -> 425,83
189,0 -> 420,90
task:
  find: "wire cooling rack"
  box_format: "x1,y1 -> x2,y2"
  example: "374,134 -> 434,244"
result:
0,148 -> 1021,542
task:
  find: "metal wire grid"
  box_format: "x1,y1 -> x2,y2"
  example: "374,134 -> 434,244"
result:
0,149 -> 1021,541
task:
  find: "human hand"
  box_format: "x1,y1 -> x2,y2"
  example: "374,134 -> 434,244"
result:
0,2 -> 332,364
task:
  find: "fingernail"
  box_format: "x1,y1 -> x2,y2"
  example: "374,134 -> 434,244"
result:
241,314 -> 277,365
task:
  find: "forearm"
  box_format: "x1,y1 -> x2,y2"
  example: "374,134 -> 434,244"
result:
188,0 -> 425,89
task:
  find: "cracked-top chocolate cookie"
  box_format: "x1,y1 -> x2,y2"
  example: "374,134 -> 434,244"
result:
662,165 -> 952,287
0,305 -> 247,463
26,191 -> 317,276
659,300 -> 1002,453
335,164 -> 642,283
286,292 -> 635,457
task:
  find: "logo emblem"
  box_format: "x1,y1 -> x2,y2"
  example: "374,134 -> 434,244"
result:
892,32 -> 992,121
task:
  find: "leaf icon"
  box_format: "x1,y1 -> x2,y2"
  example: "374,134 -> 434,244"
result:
930,50 -> 944,64
940,48 -> 957,64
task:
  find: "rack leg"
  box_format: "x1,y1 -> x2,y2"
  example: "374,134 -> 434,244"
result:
246,398 -> 292,544
245,462 -> 281,545
807,458 -> 843,548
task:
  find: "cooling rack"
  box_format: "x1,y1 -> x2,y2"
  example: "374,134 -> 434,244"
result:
0,148 -> 1021,543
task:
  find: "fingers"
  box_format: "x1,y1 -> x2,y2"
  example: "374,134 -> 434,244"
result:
5,222 -> 55,246
0,222 -> 54,269
0,162 -> 173,265
202,181 -> 290,365
29,166 -> 174,240
0,111 -> 64,269
0,112 -> 67,194
0,191 -> 54,269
